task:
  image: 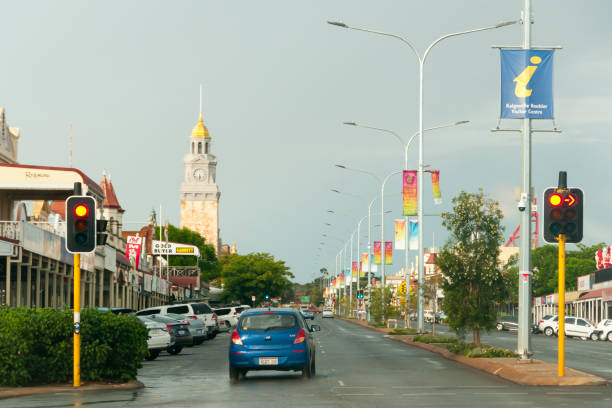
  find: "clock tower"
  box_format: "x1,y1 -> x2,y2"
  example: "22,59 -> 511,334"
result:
179,110 -> 221,254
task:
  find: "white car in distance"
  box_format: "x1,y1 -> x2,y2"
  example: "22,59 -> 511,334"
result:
322,308 -> 334,318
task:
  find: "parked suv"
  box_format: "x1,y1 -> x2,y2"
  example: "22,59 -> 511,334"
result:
136,302 -> 220,339
214,306 -> 246,332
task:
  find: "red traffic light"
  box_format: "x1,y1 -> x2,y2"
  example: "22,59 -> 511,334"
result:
74,204 -> 89,217
548,193 -> 562,207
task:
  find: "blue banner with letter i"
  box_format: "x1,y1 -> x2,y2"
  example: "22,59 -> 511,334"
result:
500,49 -> 554,119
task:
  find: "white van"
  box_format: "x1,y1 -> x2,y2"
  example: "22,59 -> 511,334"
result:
136,302 -> 220,339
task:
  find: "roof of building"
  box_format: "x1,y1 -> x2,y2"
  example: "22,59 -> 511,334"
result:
190,113 -> 210,139
100,173 -> 124,213
50,201 -> 66,220
169,276 -> 199,288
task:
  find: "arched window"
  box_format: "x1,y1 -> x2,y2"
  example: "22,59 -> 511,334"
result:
198,143 -> 202,154
191,142 -> 194,154
205,142 -> 209,154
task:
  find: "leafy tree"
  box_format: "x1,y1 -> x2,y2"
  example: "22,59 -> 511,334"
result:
436,190 -> 507,346
156,224 -> 221,282
369,286 -> 396,324
531,243 -> 602,296
218,253 -> 294,305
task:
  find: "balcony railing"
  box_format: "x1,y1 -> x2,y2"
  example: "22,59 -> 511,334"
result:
0,221 -> 21,241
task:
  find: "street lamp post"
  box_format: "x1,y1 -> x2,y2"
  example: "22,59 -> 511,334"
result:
336,165 -> 402,322
330,18 -> 516,333
343,120 -> 469,322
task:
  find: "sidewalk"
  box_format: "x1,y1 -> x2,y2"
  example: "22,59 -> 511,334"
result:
340,317 -> 609,387
0,380 -> 143,400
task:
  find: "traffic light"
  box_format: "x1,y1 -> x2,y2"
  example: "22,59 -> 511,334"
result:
543,187 -> 583,244
66,196 -> 97,253
265,294 -> 270,300
357,290 -> 364,299
96,219 -> 108,246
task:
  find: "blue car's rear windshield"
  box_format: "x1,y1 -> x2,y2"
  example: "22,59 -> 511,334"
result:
240,313 -> 297,331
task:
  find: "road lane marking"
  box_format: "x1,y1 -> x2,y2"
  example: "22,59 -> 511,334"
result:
338,380 -> 344,386
392,385 -> 505,389
336,393 -> 384,396
402,393 -> 457,396
546,392 -> 602,395
424,357 -> 444,369
472,392 -> 529,395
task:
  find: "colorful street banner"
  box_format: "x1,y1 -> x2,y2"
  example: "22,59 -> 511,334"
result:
409,221 -> 418,250
361,253 -> 368,276
346,269 -> 351,285
394,219 -> 406,250
351,262 -> 358,279
431,170 -> 442,205
384,242 -> 393,265
359,261 -> 363,278
126,236 -> 143,269
500,49 -> 554,119
373,241 -> 382,264
370,254 -> 378,273
403,170 -> 417,216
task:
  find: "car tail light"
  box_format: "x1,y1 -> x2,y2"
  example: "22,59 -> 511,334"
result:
188,315 -> 198,320
166,324 -> 173,328
184,321 -> 191,326
212,314 -> 218,320
161,328 -> 169,333
231,330 -> 243,345
233,311 -> 237,315
293,328 -> 306,344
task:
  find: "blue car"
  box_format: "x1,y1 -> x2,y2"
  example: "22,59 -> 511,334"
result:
300,309 -> 315,320
228,308 -> 320,382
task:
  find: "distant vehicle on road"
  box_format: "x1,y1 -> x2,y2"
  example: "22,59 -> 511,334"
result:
322,308 -> 334,318
165,312 -> 208,345
496,315 -> 518,331
300,308 -> 315,320
228,308 -> 320,382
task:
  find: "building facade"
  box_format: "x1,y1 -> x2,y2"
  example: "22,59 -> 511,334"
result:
179,111 -> 221,254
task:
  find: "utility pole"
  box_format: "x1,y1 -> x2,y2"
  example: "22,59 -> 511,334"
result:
517,0 -> 533,360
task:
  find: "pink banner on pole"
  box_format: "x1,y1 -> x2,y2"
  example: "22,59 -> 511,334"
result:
385,242 -> 393,265
352,261 -> 358,279
403,170 -> 417,216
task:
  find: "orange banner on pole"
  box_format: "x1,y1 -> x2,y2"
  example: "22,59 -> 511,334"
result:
373,242 -> 382,264
431,169 -> 442,204
361,252 -> 368,276
394,219 -> 406,250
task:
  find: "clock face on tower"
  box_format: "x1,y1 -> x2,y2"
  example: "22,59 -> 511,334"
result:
193,168 -> 207,182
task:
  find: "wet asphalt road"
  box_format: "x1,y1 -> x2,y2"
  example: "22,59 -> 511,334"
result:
5,317 -> 612,408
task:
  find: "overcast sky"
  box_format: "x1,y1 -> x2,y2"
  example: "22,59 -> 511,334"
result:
2,1 -> 611,283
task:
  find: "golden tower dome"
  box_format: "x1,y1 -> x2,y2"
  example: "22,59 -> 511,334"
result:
191,113 -> 210,138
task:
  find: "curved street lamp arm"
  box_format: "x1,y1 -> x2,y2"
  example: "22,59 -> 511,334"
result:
344,25 -> 421,63
345,122 -> 405,149
423,21 -> 517,61
335,164 -> 382,183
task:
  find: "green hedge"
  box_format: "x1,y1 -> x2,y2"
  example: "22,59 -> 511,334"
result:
0,307 -> 148,386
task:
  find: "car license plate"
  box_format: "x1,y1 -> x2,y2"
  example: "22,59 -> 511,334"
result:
178,330 -> 186,335
196,329 -> 202,334
259,357 -> 278,365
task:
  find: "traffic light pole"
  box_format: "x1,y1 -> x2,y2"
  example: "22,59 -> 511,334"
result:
73,253 -> 81,387
558,234 -> 566,376
517,0 -> 533,360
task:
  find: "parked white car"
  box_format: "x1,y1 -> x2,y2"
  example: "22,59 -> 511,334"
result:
136,302 -> 219,339
537,314 -> 556,334
595,319 -> 612,341
551,316 -> 602,340
137,316 -> 174,360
